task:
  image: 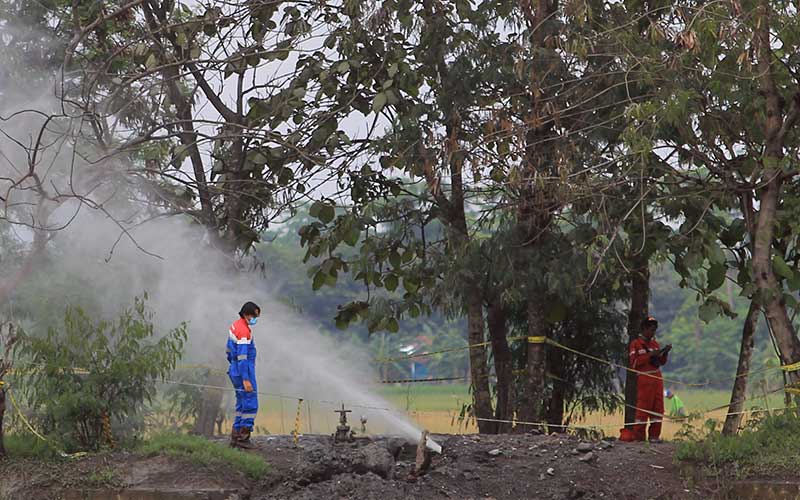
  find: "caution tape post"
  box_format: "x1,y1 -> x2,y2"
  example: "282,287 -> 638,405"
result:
292,398 -> 303,447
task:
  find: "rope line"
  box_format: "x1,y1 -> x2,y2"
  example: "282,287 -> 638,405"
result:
2,374 -> 795,445
4,334 -> 797,442
371,335 -> 792,389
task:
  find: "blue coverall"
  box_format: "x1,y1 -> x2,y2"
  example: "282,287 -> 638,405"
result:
227,317 -> 258,431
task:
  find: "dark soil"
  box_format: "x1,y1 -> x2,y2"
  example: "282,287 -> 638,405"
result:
0,433 -> 780,499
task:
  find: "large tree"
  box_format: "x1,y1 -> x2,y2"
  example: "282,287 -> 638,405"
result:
618,0 -> 800,406
1,0 -> 384,434
299,0 -> 653,431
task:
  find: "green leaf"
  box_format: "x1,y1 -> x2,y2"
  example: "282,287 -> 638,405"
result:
698,300 -> 720,323
684,251 -> 703,271
335,316 -> 349,330
403,277 -> 419,294
176,32 -> 188,49
787,272 -> 800,292
309,201 -> 322,218
706,242 -> 726,265
319,204 -> 335,224
344,226 -> 360,246
326,273 -> 337,286
784,293 -> 798,311
372,92 -> 388,113
545,301 -> 568,323
385,274 -> 398,291
145,54 -> 158,69
773,254 -> 794,280
312,271 -> 326,290
707,263 -> 726,291
389,250 -> 401,269
386,317 -> 399,333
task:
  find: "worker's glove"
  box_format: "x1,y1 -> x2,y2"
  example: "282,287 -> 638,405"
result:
243,380 -> 254,392
650,354 -> 661,367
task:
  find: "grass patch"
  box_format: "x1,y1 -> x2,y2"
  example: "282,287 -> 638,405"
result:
669,389 -> 785,413
379,383 -> 471,412
85,467 -> 120,487
676,410 -> 800,477
139,432 -> 269,479
2,433 -> 61,459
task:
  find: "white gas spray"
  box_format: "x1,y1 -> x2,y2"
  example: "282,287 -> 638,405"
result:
0,112 -> 440,450
47,211 -> 440,449
0,25 -> 441,452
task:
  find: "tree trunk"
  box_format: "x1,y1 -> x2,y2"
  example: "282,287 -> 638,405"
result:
488,300 -> 513,433
466,292 -> 494,434
546,346 -> 565,428
547,380 -> 565,429
625,263 -> 649,425
723,300 -> 761,436
0,207 -> 50,306
751,174 -> 800,398
751,0 -> 800,401
513,0 -> 558,430
0,388 -> 6,457
517,299 -> 547,427
191,371 -> 227,436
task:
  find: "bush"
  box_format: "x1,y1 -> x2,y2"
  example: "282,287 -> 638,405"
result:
140,432 -> 269,479
1,433 -> 60,459
18,296 -> 186,451
676,410 -> 800,477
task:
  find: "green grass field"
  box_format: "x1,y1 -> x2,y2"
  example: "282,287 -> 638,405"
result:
379,383 -> 473,412
378,383 -> 789,414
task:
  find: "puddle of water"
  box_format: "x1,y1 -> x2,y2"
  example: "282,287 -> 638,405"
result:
723,481 -> 800,500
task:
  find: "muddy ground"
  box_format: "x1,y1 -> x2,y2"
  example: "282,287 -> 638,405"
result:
0,432 -> 786,499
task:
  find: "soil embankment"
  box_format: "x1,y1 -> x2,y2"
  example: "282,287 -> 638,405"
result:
0,433 -> 783,499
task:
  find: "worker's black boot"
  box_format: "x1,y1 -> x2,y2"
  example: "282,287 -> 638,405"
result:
229,426 -> 240,448
236,427 -> 258,449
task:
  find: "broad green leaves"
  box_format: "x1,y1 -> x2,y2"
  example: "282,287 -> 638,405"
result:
773,254 -> 794,280
309,201 -> 336,224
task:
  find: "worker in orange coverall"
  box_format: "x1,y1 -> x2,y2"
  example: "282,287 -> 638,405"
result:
629,316 -> 671,442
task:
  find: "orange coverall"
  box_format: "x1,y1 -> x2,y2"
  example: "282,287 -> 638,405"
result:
629,336 -> 669,440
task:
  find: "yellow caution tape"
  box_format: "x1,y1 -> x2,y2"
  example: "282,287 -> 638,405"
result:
780,361 -> 800,372
101,411 -> 116,449
5,384 -> 88,458
6,386 -> 49,442
374,333 -> 787,389
545,337 -> 768,388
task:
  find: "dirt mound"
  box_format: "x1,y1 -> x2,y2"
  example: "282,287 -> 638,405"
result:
0,433 -> 721,499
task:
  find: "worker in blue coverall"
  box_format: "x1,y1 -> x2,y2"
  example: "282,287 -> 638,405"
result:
227,301 -> 260,449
